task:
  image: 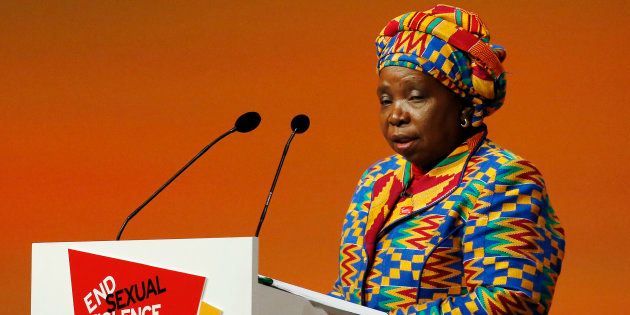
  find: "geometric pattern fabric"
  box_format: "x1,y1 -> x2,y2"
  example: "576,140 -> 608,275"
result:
329,129 -> 565,315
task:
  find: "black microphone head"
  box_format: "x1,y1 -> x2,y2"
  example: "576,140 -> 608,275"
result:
234,112 -> 261,133
291,114 -> 310,134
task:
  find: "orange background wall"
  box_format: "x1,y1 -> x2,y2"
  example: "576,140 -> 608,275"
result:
2,1 -> 629,313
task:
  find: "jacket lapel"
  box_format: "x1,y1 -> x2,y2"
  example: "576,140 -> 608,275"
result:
362,158 -> 407,263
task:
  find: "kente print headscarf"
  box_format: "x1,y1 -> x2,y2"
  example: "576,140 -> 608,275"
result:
376,4 -> 507,127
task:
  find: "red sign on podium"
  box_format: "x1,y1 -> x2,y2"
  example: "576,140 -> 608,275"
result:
68,249 -> 206,315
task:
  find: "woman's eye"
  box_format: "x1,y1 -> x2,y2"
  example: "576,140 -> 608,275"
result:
409,95 -> 424,102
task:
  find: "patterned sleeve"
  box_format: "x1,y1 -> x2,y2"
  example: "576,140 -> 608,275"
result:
329,273 -> 345,299
329,167 -> 375,299
390,159 -> 565,315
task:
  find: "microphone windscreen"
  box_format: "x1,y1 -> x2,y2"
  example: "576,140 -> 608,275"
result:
234,112 -> 261,133
291,114 -> 310,134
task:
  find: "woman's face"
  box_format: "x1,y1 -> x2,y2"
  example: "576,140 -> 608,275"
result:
378,66 -> 467,171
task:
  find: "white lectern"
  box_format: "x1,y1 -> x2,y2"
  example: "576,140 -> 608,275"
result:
31,237 -> 385,315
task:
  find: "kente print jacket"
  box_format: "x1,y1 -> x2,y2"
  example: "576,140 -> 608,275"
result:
329,130 -> 565,314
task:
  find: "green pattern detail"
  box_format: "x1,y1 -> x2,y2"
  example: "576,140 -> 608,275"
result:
539,266 -> 556,307
378,287 -> 409,310
455,9 -> 462,26
436,151 -> 468,167
484,219 -> 513,257
458,179 -> 483,213
495,162 -> 522,186
477,286 -> 507,310
543,196 -> 564,238
426,17 -> 443,33
398,12 -> 412,31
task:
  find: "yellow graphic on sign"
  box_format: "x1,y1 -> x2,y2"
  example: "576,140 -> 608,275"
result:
199,301 -> 222,315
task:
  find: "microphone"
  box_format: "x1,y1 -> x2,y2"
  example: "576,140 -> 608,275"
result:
291,114 -> 310,134
116,111 -> 261,240
235,112 -> 262,133
255,114 -> 310,237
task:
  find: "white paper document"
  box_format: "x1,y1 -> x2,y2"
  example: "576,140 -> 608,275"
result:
260,276 -> 386,315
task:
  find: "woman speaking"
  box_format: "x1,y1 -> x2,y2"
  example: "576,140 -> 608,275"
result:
329,5 -> 565,315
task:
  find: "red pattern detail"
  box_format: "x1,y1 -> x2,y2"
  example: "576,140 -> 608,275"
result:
361,201 -> 371,211
464,157 -> 483,178
514,160 -> 543,187
467,132 -> 484,151
393,287 -> 418,308
463,260 -> 482,287
469,42 -> 504,75
372,172 -> 394,199
431,5 -> 455,14
553,225 -> 565,237
384,20 -> 400,36
340,245 -> 360,286
422,247 -> 459,288
403,214 -> 442,249
394,32 -> 430,53
409,12 -> 425,30
485,290 -> 529,314
411,173 -> 460,205
365,173 -> 404,264
449,29 -> 478,50
471,13 -> 480,33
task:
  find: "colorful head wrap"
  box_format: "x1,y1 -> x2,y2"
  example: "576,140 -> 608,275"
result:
376,5 -> 507,126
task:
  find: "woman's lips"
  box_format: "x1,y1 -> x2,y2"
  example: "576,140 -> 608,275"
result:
394,140 -> 414,151
390,135 -> 418,152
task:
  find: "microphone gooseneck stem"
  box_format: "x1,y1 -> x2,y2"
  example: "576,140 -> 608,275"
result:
116,126 -> 237,240
255,129 -> 298,237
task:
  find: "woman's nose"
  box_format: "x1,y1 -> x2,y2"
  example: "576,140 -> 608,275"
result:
388,101 -> 410,126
